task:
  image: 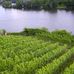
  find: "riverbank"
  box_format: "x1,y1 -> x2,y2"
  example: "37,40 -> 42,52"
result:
1,0 -> 74,10
8,28 -> 74,48
0,28 -> 74,47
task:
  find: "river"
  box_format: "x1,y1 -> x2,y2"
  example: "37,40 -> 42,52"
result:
0,6 -> 74,34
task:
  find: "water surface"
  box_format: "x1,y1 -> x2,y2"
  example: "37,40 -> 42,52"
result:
0,6 -> 74,34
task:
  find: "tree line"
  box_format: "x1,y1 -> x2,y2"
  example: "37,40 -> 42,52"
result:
2,0 -> 74,10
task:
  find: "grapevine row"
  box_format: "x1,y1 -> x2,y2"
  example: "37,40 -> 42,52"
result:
36,47 -> 74,74
63,62 -> 74,74
15,45 -> 67,74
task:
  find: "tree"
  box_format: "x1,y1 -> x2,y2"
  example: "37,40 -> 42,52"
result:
2,0 -> 12,8
16,0 -> 23,9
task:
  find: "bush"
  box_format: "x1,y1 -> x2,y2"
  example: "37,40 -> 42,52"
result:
50,30 -> 72,43
22,28 -> 49,36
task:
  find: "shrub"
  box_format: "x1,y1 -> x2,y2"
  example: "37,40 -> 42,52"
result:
22,28 -> 49,36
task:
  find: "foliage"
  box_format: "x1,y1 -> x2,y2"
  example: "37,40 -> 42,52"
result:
0,35 -> 73,74
9,28 -> 74,47
1,0 -> 74,10
16,0 -> 23,9
2,0 -> 12,8
13,29 -> 73,47
22,28 -> 49,36
36,47 -> 74,74
63,62 -> 74,74
49,30 -> 72,44
14,0 -> 74,10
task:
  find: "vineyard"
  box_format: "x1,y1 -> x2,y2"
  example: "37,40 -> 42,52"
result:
0,35 -> 74,74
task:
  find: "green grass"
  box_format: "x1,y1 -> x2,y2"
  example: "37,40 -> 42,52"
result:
0,35 -> 73,74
